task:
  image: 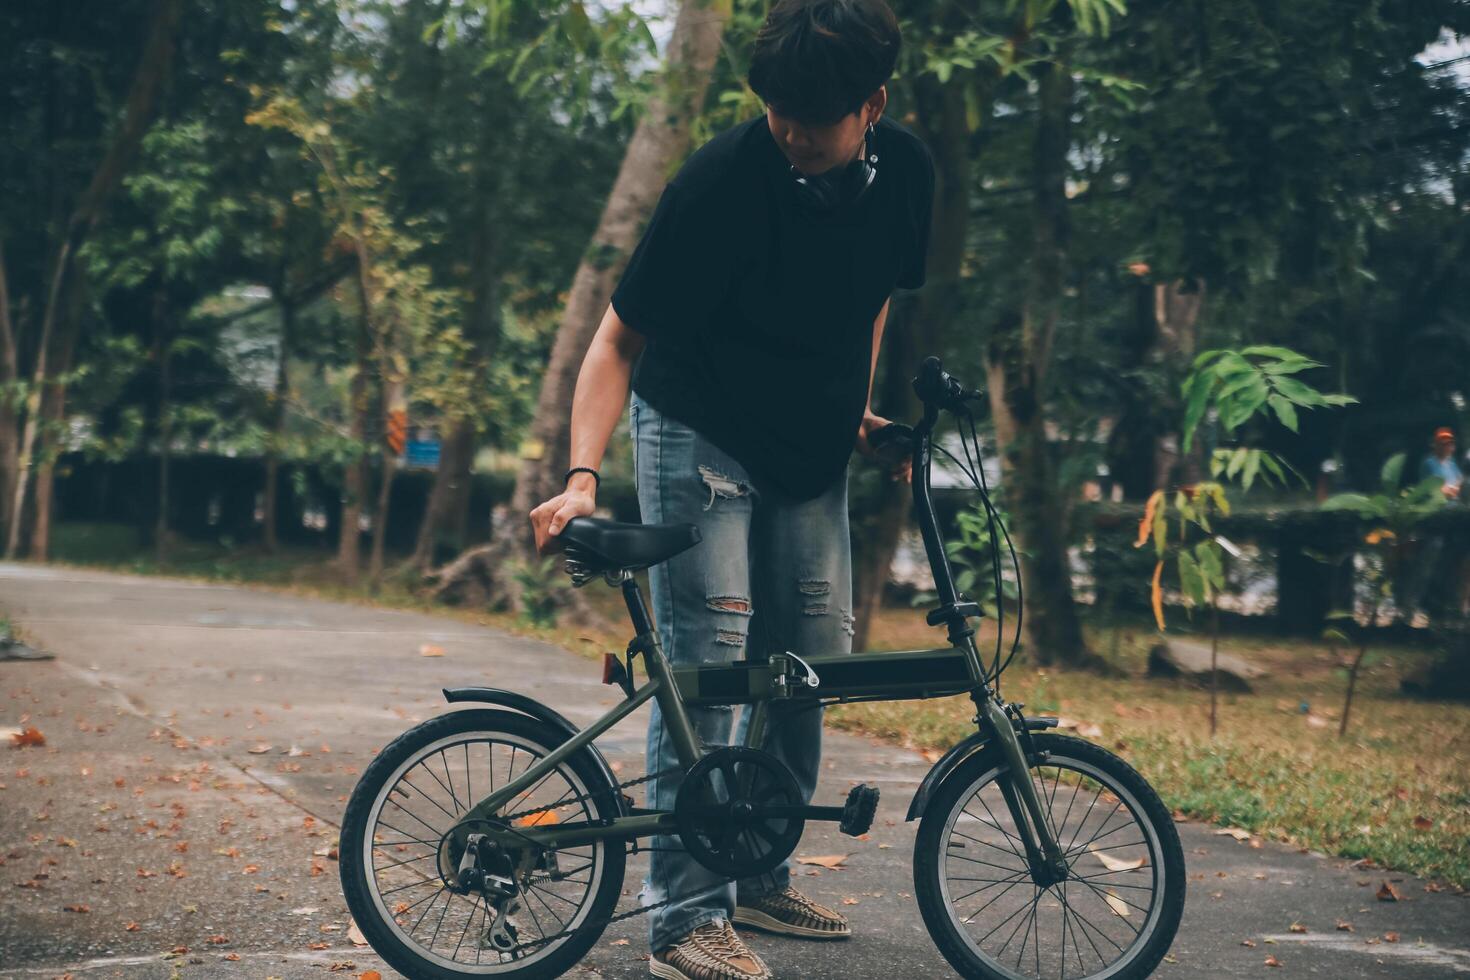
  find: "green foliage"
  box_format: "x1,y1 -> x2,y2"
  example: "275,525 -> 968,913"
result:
913,502 -> 1018,619
1145,345 -> 1353,629
509,555 -> 563,629
1183,347 -> 1356,456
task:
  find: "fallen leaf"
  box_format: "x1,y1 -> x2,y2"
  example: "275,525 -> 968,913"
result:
1383,932 -> 1400,943
841,897 -> 859,905
1336,920 -> 1354,932
224,953 -> 241,961
347,921 -> 368,946
1214,827 -> 1252,841
610,939 -> 630,946
1265,955 -> 1282,967
208,935 -> 228,945
1412,816 -> 1433,831
515,811 -> 560,827
125,922 -> 141,932
309,942 -> 330,950
1102,890 -> 1130,917
1089,845 -> 1147,872
247,744 -> 273,755
1241,939 -> 1257,947
63,904 -> 90,913
6,727 -> 46,748
1376,881 -> 1403,902
1288,922 -> 1307,934
419,644 -> 445,658
358,973 -> 381,980
795,854 -> 848,869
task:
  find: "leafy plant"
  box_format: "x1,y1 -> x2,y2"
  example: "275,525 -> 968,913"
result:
509,555 -> 563,629
1140,346 -> 1354,734
1183,346 -> 1356,488
1320,452 -> 1447,736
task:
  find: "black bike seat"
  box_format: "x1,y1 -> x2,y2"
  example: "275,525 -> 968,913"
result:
559,516 -> 701,572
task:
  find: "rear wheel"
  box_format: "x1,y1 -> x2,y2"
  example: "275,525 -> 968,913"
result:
339,709 -> 626,978
914,733 -> 1184,980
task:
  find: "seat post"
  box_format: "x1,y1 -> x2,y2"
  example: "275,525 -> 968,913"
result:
619,570 -> 656,637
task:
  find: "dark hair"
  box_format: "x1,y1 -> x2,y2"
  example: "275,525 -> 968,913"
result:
746,0 -> 901,127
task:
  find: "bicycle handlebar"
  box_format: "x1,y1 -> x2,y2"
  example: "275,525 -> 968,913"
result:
913,356 -> 983,412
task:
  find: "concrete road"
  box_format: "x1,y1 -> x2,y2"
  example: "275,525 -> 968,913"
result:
1,563 -> 1465,979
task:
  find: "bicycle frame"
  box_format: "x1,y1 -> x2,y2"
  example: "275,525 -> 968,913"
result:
449,397 -> 1068,880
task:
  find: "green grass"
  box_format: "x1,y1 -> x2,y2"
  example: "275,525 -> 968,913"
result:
37,521 -> 1470,888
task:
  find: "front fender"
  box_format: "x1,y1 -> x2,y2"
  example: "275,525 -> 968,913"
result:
441,687 -> 630,817
906,732 -> 991,821
905,716 -> 1059,821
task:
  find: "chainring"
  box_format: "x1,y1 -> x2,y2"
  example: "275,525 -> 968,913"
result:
674,746 -> 804,878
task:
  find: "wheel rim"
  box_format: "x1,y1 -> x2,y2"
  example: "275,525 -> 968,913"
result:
361,730 -> 608,973
935,753 -> 1166,980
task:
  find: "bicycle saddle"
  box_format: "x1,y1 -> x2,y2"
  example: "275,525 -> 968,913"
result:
558,516 -> 701,573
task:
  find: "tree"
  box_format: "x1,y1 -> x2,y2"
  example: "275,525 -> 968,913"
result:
4,0 -> 185,558
433,0 -> 734,612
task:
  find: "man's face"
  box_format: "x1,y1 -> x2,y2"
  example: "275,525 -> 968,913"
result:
1439,438 -> 1455,459
766,89 -> 884,176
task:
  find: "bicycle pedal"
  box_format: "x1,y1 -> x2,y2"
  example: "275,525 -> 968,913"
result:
839,783 -> 880,837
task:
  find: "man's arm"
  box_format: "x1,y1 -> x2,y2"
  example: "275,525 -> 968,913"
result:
866,295 -> 891,411
528,304 -> 646,552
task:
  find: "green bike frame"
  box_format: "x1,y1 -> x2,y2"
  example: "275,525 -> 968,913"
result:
448,393 -> 1068,881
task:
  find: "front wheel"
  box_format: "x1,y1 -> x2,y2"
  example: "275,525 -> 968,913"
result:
339,709 -> 626,979
914,733 -> 1185,980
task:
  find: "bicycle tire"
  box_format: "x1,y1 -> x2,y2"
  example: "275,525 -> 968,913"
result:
914,733 -> 1185,980
340,708 -> 626,979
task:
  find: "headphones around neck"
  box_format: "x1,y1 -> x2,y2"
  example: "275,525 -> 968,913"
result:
790,120 -> 878,215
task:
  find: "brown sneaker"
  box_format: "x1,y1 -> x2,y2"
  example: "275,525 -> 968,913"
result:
650,919 -> 771,980
733,885 -> 851,940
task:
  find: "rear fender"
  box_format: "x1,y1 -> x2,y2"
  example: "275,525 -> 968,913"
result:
441,687 -> 630,817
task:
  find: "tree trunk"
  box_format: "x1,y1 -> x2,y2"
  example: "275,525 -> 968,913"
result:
433,0 -> 731,610
0,243 -> 19,542
983,60 -> 1098,670
852,68 -> 975,651
153,290 -> 172,561
29,303 -> 80,562
412,418 -> 474,569
1150,280 -> 1206,490
6,0 -> 183,558
338,306 -> 370,582
412,160 -> 505,571
263,298 -> 293,552
369,379 -> 403,586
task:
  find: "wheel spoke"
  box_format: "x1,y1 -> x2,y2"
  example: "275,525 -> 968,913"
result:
934,749 -> 1169,980
358,729 -> 615,971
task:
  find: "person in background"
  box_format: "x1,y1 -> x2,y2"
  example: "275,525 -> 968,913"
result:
1422,426 -> 1463,500
1405,427 -> 1465,625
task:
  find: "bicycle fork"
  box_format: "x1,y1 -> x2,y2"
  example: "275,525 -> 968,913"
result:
977,696 -> 1070,886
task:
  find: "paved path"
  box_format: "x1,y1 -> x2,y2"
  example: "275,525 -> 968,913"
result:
1,563 -> 1465,978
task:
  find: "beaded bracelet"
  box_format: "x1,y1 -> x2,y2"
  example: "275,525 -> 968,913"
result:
564,466 -> 601,489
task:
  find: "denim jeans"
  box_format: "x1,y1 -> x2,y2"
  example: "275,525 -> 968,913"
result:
629,390 -> 854,952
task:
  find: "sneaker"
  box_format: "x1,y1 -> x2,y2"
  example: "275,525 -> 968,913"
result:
650,920 -> 771,980
733,885 -> 850,940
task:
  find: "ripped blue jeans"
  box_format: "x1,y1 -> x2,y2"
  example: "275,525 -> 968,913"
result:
629,389 -> 854,952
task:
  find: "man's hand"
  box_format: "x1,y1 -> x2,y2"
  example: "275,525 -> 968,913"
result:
529,483 -> 597,556
1444,482 -> 1461,501
856,409 -> 912,484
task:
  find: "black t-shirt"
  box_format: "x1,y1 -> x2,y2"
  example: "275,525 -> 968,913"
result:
611,114 -> 935,503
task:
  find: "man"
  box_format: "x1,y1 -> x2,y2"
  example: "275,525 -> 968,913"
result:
530,1 -> 934,976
